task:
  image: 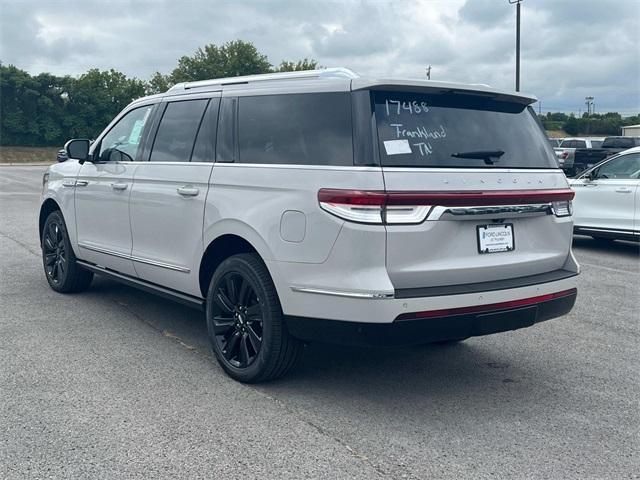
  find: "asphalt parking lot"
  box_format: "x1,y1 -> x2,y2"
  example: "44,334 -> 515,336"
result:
1,165 -> 638,479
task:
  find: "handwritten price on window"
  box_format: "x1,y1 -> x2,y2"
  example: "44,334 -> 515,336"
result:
385,100 -> 429,116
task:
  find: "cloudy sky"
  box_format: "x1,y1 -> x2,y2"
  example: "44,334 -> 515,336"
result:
1,0 -> 638,114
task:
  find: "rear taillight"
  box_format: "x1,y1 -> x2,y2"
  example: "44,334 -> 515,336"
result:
561,151 -> 569,159
318,189 -> 575,224
552,200 -> 573,217
317,189 -> 433,224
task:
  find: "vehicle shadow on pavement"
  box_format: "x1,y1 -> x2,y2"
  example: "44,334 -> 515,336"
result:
89,276 -> 561,411
572,235 -> 639,257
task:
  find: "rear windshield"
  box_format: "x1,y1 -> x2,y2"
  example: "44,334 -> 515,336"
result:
374,91 -> 557,168
602,137 -> 636,148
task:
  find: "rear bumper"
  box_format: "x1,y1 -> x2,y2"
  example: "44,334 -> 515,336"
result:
286,288 -> 577,346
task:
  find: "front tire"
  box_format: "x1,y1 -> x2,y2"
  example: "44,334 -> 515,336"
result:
206,253 -> 302,383
41,210 -> 93,293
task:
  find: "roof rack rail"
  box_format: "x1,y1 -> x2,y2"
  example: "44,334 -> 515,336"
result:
166,67 -> 359,93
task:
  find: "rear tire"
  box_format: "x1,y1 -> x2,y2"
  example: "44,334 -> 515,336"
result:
41,210 -> 93,293
205,253 -> 303,383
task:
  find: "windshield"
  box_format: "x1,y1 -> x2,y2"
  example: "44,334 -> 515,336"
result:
374,91 -> 557,168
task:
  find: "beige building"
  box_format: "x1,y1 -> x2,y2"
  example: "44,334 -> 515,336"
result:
621,124 -> 640,136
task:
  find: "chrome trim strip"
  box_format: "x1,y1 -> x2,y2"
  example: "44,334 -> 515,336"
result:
290,286 -> 394,299
78,242 -> 131,260
131,255 -> 191,273
213,163 -> 382,172
381,167 -> 561,173
428,203 -> 552,220
78,243 -> 190,273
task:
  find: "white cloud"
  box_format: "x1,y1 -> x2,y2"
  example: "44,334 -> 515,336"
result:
0,0 -> 638,113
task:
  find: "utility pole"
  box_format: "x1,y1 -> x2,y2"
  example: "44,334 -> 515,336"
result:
509,0 -> 522,91
585,96 -> 594,116
426,65 -> 431,80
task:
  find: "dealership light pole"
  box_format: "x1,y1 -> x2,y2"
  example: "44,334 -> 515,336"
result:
509,0 -> 523,92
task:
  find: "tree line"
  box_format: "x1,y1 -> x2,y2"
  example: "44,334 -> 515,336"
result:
540,111 -> 640,136
0,40 -> 317,147
2,39 -> 637,147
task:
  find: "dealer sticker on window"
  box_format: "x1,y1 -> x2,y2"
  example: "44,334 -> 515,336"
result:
477,224 -> 514,254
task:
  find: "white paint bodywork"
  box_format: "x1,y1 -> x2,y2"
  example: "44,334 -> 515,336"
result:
569,147 -> 640,237
40,70 -> 579,325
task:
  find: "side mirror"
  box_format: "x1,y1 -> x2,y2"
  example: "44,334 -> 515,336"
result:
585,170 -> 596,181
64,139 -> 91,162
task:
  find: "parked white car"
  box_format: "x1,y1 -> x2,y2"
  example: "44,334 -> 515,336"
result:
569,147 -> 640,241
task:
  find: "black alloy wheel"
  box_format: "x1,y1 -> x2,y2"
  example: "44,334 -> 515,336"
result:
211,272 -> 264,368
206,253 -> 302,383
41,210 -> 93,293
43,220 -> 67,285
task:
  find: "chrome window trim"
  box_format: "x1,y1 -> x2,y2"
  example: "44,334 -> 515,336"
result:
381,167 -> 562,174
213,163 -> 382,172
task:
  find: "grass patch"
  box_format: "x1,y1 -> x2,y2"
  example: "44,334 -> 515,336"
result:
0,146 -> 58,164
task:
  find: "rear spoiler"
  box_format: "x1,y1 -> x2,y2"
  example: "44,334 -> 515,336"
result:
351,78 -> 537,106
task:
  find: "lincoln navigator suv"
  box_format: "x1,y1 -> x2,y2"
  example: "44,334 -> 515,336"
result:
40,68 -> 579,382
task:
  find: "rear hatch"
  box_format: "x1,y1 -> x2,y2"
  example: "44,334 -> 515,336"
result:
371,89 -> 574,292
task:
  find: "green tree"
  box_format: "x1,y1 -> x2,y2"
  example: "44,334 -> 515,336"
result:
275,58 -> 319,72
147,41 -> 319,93
64,69 -> 146,139
146,71 -> 171,95
169,40 -> 272,84
564,114 -> 580,135
0,64 -> 70,146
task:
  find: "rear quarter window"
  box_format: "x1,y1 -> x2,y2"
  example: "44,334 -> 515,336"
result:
237,93 -> 353,166
374,91 -> 557,169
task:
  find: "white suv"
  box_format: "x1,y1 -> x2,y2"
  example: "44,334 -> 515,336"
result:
40,68 -> 579,382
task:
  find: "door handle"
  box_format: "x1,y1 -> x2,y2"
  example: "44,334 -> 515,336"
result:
615,188 -> 632,193
111,182 -> 128,191
177,186 -> 199,197
62,179 -> 76,188
75,180 -> 89,187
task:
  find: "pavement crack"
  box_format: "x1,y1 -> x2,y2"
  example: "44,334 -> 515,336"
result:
0,230 -> 40,257
249,388 -> 416,480
110,298 -> 404,478
111,299 -> 210,359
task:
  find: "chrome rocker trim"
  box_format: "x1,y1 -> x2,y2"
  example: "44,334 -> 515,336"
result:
78,243 -> 191,273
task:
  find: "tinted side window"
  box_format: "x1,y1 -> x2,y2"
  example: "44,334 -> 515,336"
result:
575,140 -> 586,148
150,99 -> 209,162
191,98 -> 220,163
596,153 -> 640,179
238,93 -> 353,166
98,105 -> 154,162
